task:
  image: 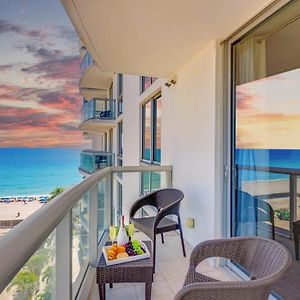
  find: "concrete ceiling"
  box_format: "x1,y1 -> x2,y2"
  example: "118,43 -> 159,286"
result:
62,0 -> 273,77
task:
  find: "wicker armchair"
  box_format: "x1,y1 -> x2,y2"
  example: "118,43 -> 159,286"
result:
129,188 -> 185,272
174,236 -> 291,300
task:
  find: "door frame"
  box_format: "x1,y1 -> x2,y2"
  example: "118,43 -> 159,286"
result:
223,0 -> 291,240
222,0 -> 291,280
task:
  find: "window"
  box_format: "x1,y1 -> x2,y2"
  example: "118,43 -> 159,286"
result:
118,121 -> 123,156
153,97 -> 161,163
141,172 -> 161,195
142,101 -> 151,161
117,182 -> 123,220
104,132 -> 107,151
141,95 -> 161,163
108,128 -> 113,153
140,76 -> 157,94
117,74 -> 123,115
109,83 -> 113,99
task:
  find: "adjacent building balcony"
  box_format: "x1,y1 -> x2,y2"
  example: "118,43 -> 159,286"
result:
79,60 -> 113,100
80,98 -> 116,132
79,150 -> 115,174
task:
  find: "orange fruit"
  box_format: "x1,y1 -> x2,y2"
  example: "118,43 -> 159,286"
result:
117,246 -> 126,253
107,249 -> 116,258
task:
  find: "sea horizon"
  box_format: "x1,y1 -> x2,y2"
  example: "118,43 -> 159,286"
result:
0,147 -> 83,196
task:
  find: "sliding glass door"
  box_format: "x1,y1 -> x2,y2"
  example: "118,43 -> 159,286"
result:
230,1 -> 300,298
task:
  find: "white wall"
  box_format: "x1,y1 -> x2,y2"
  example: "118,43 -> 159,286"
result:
122,75 -> 140,165
121,75 -> 141,218
116,43 -> 222,246
161,41 -> 219,246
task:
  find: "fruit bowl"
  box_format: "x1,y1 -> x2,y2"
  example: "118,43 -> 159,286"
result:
102,240 -> 150,266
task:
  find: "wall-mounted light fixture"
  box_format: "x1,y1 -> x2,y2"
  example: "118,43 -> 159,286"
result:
165,76 -> 177,87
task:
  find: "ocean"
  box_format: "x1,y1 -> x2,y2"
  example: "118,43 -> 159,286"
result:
0,148 -> 82,196
236,149 -> 300,181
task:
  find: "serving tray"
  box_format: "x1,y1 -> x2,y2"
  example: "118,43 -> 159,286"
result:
102,241 -> 150,266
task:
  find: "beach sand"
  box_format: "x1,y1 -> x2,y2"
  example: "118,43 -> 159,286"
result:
0,201 -> 43,220
0,201 -> 43,236
242,179 -> 300,230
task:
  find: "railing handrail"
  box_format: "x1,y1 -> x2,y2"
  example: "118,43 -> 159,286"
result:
83,98 -> 116,103
0,165 -> 172,292
236,164 -> 300,176
81,149 -> 114,155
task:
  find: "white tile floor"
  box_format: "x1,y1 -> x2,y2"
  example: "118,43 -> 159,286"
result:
88,231 -> 236,300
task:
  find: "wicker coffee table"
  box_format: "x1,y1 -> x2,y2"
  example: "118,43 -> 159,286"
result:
97,240 -> 153,300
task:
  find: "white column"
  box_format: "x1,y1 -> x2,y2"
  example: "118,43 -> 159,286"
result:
91,134 -> 104,151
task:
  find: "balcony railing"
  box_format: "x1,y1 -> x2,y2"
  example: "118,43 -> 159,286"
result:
80,150 -> 115,174
0,165 -> 172,299
236,164 -> 300,236
80,52 -> 94,73
81,98 -> 116,123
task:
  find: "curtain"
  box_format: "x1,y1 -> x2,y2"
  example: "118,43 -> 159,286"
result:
235,36 -> 266,85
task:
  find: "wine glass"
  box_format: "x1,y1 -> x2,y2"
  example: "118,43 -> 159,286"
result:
109,225 -> 116,245
128,223 -> 135,241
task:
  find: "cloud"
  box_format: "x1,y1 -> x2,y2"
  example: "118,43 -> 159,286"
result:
0,83 -> 46,102
0,64 -> 14,72
0,14 -> 85,147
0,18 -> 45,39
56,26 -> 78,43
24,44 -> 63,61
59,123 -> 79,131
22,55 -> 80,82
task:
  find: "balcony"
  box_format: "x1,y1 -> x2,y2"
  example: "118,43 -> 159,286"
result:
80,150 -> 114,174
80,98 -> 116,132
0,165 -> 298,300
79,63 -> 113,100
0,166 -> 173,299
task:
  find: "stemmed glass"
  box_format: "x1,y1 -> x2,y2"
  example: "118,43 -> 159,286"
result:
109,225 -> 116,245
128,223 -> 135,241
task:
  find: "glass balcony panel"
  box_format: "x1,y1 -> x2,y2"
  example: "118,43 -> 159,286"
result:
1,230 -> 56,300
80,150 -> 115,174
72,195 -> 89,298
80,52 -> 94,73
98,177 -> 109,240
81,99 -> 116,123
112,170 -> 171,223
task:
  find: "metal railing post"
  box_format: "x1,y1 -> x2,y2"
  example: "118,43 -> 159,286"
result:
106,172 -> 113,226
289,175 -> 298,237
93,99 -> 96,119
89,184 -> 99,267
56,212 -> 72,300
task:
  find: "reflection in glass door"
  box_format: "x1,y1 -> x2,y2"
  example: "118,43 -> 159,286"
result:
231,1 -> 300,298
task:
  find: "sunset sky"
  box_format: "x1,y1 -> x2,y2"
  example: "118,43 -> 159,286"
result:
0,0 -> 86,148
237,68 -> 300,149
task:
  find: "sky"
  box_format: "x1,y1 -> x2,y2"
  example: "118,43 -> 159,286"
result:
0,0 -> 86,148
236,67 -> 300,149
